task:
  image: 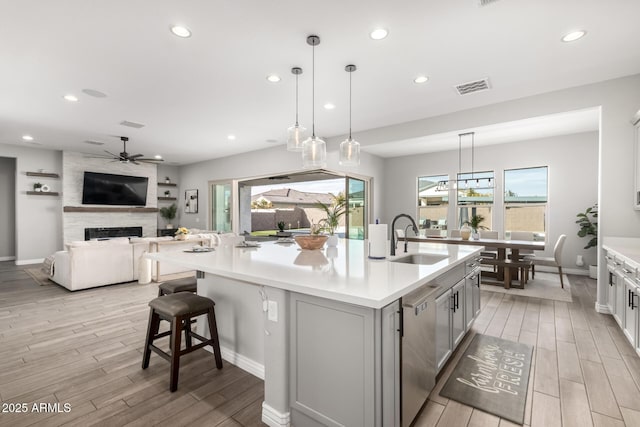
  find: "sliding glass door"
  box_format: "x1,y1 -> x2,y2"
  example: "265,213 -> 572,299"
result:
209,181 -> 232,232
346,177 -> 367,240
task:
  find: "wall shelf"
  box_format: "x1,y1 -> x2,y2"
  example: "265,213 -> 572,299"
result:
158,182 -> 177,187
27,191 -> 59,196
158,197 -> 177,201
26,172 -> 60,178
63,206 -> 159,213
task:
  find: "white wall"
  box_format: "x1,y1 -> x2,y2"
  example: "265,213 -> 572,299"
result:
383,132 -> 598,271
0,144 -> 62,264
354,73 -> 640,308
0,157 -> 16,259
178,143 -> 386,231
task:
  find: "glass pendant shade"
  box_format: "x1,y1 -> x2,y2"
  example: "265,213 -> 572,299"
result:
339,137 -> 360,166
302,136 -> 326,168
286,124 -> 306,151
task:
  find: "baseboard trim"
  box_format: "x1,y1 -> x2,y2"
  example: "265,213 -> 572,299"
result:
262,402 -> 291,427
0,256 -> 16,261
595,302 -> 611,314
201,343 -> 265,380
15,258 -> 44,266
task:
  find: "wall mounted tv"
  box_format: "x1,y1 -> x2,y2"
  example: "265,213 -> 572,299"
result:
82,171 -> 149,206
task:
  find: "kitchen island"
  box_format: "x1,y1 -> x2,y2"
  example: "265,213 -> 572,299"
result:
146,239 -> 482,427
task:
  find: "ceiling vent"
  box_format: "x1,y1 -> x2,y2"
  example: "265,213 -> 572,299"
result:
477,0 -> 500,6
119,120 -> 145,129
455,78 -> 491,95
83,140 -> 105,146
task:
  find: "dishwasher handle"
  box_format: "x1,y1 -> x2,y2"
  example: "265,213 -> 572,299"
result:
402,285 -> 439,315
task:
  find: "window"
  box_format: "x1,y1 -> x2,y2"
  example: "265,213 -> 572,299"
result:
417,175 -> 448,230
457,171 -> 494,230
504,166 -> 548,240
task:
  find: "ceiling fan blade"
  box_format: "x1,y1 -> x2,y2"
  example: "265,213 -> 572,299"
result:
128,153 -> 144,159
136,158 -> 165,162
104,150 -> 119,157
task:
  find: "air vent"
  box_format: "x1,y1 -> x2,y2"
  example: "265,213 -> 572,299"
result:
119,120 -> 145,129
455,78 -> 491,95
478,0 -> 500,6
83,140 -> 105,146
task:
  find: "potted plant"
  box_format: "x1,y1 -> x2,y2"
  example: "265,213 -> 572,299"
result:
164,190 -> 171,197
464,214 -> 487,240
165,176 -> 171,184
159,203 -> 177,229
174,226 -> 190,240
276,221 -> 291,237
576,203 -> 598,278
33,182 -> 42,192
317,192 -> 347,247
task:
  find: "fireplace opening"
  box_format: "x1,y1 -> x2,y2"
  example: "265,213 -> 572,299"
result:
85,227 -> 143,240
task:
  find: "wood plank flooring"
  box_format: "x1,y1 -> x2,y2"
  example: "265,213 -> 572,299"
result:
0,262 -> 265,427
1,262 -> 640,426
417,274 -> 640,427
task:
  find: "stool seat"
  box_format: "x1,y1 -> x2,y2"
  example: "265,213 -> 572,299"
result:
150,293 -> 215,317
158,277 -> 197,296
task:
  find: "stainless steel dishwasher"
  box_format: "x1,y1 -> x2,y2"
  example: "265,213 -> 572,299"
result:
401,282 -> 438,427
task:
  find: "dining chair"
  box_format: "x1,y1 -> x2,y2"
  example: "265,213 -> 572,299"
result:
509,231 -> 536,260
450,229 -> 461,238
479,230 -> 499,270
525,234 -> 567,288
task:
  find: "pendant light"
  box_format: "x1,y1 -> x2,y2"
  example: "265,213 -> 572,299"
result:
435,132 -> 494,191
286,67 -> 306,151
302,35 -> 327,169
339,64 -> 360,166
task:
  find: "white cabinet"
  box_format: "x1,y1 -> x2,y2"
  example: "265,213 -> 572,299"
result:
451,280 -> 466,347
603,241 -> 640,358
465,268 -> 481,328
623,277 -> 638,347
435,276 -> 472,373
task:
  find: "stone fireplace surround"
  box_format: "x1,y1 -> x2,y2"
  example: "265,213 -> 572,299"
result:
62,152 -> 158,243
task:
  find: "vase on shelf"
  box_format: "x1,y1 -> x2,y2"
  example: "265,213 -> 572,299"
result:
175,234 -> 188,241
326,234 -> 339,247
460,224 -> 471,240
471,228 -> 480,240
166,224 -> 174,229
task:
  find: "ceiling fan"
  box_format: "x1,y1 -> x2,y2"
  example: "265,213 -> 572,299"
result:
93,136 -> 164,164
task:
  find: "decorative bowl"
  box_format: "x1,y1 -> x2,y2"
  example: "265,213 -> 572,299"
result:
294,235 -> 328,250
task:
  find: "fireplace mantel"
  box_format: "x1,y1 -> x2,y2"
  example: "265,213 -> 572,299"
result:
63,206 -> 159,213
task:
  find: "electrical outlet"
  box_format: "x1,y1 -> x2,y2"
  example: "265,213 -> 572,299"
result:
267,300 -> 278,322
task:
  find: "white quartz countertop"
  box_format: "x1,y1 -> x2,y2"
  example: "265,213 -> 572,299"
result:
146,239 -> 481,309
602,236 -> 640,266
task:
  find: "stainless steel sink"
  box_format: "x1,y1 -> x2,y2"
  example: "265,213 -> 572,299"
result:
391,253 -> 448,265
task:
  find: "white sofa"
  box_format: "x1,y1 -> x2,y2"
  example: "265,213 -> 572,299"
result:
50,233 -> 241,291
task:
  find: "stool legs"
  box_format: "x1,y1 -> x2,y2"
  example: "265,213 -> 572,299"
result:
169,316 -> 183,392
207,308 -> 223,369
142,310 -> 160,369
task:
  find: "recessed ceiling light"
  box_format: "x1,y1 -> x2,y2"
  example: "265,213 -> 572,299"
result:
266,74 -> 281,83
170,25 -> 192,38
561,30 -> 586,42
227,134 -> 236,140
22,135 -> 34,141
370,28 -> 388,40
154,155 -> 163,160
63,94 -> 78,102
323,103 -> 336,110
414,75 -> 429,84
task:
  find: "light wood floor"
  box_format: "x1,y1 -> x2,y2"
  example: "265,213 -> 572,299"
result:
1,262 -> 639,426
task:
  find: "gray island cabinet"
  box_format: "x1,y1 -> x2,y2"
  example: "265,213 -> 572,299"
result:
146,240 -> 482,427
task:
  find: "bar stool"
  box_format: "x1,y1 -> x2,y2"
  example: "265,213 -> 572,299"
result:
158,276 -> 197,296
142,293 -> 223,392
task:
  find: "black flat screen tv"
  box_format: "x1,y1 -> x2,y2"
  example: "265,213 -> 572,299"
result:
82,171 -> 149,206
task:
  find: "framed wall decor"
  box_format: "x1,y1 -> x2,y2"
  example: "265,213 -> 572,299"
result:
184,189 -> 198,213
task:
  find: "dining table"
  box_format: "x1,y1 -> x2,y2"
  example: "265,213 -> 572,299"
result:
404,236 -> 545,286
